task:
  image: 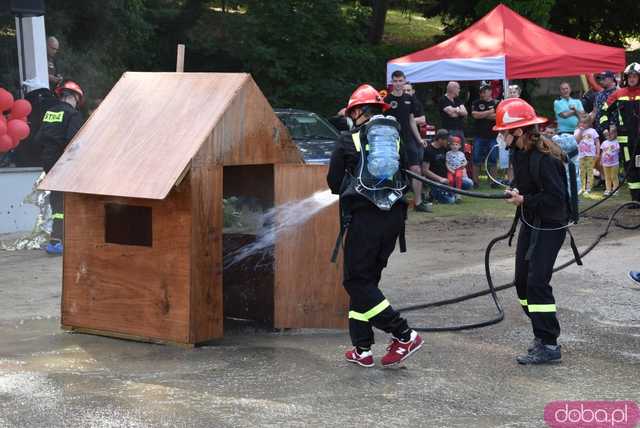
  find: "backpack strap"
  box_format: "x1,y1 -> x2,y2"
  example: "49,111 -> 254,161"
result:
567,229 -> 583,266
330,205 -> 351,263
398,202 -> 407,253
508,208 -> 520,247
566,160 -> 579,224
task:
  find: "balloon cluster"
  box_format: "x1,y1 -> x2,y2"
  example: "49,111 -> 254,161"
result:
0,87 -> 32,153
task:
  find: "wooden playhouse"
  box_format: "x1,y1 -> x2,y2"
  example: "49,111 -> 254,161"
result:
39,72 -> 347,345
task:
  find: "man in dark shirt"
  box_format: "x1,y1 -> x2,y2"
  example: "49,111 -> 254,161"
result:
438,81 -> 467,140
403,83 -> 426,125
385,70 -> 429,211
471,84 -> 499,187
422,129 -> 472,204
47,36 -> 63,88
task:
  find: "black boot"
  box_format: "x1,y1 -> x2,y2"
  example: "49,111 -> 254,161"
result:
517,344 -> 561,365
527,337 -> 542,353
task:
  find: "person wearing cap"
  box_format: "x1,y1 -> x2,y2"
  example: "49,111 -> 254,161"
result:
327,84 -> 423,368
37,80 -> 85,255
495,98 -> 569,365
593,71 -> 619,136
471,83 -> 499,188
600,63 -> 640,204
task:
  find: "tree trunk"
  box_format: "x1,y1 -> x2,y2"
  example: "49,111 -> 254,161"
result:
367,0 -> 389,45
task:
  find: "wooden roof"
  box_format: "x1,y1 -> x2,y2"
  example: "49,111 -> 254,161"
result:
40,72 -> 300,199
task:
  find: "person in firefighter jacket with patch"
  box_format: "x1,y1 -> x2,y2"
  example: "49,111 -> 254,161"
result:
599,63 -> 640,204
38,80 -> 84,255
327,84 -> 423,368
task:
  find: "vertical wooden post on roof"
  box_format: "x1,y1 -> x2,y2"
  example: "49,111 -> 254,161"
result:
176,44 -> 185,72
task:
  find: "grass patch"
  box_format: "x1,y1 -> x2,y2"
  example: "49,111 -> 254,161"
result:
407,177 -> 634,224
382,10 -> 444,51
408,179 -> 515,223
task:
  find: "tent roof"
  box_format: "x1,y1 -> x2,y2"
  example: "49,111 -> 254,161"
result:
387,4 -> 626,83
39,72 -> 253,199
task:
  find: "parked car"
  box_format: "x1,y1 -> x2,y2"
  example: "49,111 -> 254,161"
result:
274,108 -> 340,165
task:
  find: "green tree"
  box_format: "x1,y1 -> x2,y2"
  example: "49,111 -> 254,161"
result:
421,0 -> 640,47
549,0 -> 640,47
422,0 -> 555,36
226,0 -> 380,115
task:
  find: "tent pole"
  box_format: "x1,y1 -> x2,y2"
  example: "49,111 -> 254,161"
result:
503,79 -> 509,99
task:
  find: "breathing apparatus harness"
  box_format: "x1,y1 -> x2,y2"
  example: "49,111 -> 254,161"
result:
331,115 -> 408,263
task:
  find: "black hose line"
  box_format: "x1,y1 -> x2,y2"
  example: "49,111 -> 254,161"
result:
397,184 -> 640,332
398,145 -> 640,332
403,169 -> 509,199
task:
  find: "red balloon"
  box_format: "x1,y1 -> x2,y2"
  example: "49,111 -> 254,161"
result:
0,88 -> 14,112
10,135 -> 20,149
9,99 -> 31,119
6,119 -> 30,141
0,134 -> 12,152
0,118 -> 6,136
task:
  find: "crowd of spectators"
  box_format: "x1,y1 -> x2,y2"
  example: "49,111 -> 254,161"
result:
381,72 -> 623,213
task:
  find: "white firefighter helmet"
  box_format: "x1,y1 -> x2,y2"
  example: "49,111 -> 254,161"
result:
624,62 -> 640,75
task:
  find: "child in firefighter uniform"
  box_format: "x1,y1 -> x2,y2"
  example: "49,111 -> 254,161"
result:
495,98 -> 572,365
327,84 -> 423,368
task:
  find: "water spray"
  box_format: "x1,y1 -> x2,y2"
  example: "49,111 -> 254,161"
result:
223,189 -> 338,269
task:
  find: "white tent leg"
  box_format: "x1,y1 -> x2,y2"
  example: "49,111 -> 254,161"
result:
15,15 -> 49,95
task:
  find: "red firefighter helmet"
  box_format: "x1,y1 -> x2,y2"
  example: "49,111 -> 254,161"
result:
493,98 -> 547,131
54,80 -> 84,106
345,84 -> 390,114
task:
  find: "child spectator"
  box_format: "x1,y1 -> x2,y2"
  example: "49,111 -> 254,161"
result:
574,115 -> 600,194
600,129 -> 620,196
446,136 -> 467,190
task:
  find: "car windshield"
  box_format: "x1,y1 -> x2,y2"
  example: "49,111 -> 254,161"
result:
279,112 -> 339,140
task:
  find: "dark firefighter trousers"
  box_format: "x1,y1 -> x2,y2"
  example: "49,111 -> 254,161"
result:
514,223 -> 566,346
49,191 -> 64,242
343,203 -> 409,348
620,137 -> 640,202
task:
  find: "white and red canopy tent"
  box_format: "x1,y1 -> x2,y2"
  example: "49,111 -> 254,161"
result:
387,4 -> 626,84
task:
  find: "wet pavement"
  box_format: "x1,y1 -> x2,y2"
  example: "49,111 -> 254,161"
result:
1,217 -> 639,427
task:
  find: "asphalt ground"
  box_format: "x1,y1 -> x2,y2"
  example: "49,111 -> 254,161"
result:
0,211 -> 639,427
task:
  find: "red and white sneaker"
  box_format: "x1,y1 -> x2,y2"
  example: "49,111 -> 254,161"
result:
345,348 -> 375,367
381,330 -> 423,367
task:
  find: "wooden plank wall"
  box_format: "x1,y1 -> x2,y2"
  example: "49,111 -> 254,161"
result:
219,79 -> 302,166
62,187 -> 192,343
189,132 -> 224,343
273,164 -> 347,329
